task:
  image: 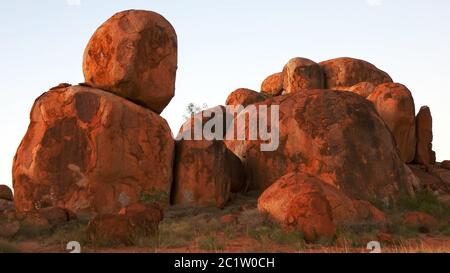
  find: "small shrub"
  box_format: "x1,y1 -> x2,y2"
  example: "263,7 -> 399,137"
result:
158,221 -> 196,248
397,191 -> 446,217
195,218 -> 221,235
46,221 -> 89,246
140,188 -> 169,205
248,222 -> 305,249
223,223 -> 239,240
0,240 -> 20,253
386,215 -> 418,238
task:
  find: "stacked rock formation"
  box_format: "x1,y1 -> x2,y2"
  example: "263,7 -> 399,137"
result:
5,9 -> 450,245
227,56 -> 448,241
13,10 -> 177,218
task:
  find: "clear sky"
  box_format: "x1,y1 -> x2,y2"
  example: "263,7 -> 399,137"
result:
1,0 -> 450,189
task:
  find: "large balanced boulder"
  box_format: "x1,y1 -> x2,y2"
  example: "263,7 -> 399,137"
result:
414,106 -> 435,165
261,72 -> 283,96
368,83 -> 416,163
258,172 -> 336,242
319,57 -> 392,89
282,57 -> 324,93
0,185 -> 13,201
13,85 -> 174,214
83,10 -> 177,114
225,90 -> 412,199
225,88 -> 270,107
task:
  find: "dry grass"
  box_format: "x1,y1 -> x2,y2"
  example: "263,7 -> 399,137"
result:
0,240 -> 20,253
3,192 -> 449,253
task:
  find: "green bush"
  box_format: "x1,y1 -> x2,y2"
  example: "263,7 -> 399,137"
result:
0,240 -> 20,253
397,191 -> 449,219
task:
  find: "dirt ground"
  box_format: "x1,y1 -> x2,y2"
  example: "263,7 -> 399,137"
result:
2,192 -> 450,253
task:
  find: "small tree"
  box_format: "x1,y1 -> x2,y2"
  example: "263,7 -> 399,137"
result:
182,103 -> 208,121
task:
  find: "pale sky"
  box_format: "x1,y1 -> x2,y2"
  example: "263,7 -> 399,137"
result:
1,0 -> 450,188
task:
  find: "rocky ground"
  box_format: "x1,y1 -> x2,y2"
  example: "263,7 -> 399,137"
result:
1,191 -> 449,253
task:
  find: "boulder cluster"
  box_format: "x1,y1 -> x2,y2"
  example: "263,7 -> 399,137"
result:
224,57 -> 449,241
1,10 -> 449,244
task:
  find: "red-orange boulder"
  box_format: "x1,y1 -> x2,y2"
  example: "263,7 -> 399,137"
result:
0,200 -> 15,213
172,139 -> 245,208
13,85 -> 174,214
319,181 -> 387,226
344,82 -> 376,98
408,164 -> 449,193
368,83 -> 416,163
282,57 -> 324,93
261,72 -> 283,96
16,212 -> 53,236
441,161 -> 450,170
225,90 -> 412,199
258,172 -> 336,242
319,57 -> 392,89
0,219 -> 20,238
403,211 -> 438,233
225,88 -> 270,107
414,106 -> 435,165
83,10 -> 177,114
38,207 -> 72,226
0,185 -> 13,201
87,203 -> 162,245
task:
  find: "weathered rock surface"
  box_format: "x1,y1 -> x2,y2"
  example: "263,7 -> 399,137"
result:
38,207 -> 73,226
414,106 -> 435,165
344,82 -> 376,98
0,215 -> 20,238
0,185 -> 13,201
261,72 -> 283,96
441,161 -> 450,170
282,57 -> 324,93
319,57 -> 392,89
368,83 -> 416,163
15,212 -> 53,237
13,85 -> 174,214
172,140 -> 246,208
319,181 -> 387,226
225,88 -> 270,107
226,90 -> 412,199
258,172 -> 387,237
173,111 -> 246,208
403,211 -> 438,233
0,200 -> 15,213
83,10 -> 177,114
258,172 -> 336,243
408,164 -> 450,193
430,168 -> 450,193
87,203 -> 163,245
